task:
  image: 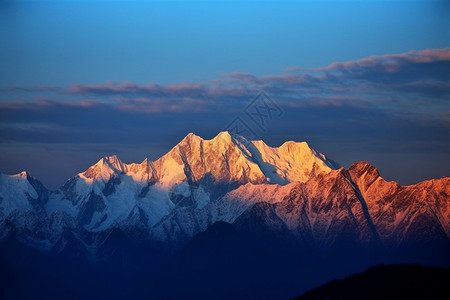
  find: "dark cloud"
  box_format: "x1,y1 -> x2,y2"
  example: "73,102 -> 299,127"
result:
69,81 -> 206,97
3,86 -> 62,92
2,48 -> 448,120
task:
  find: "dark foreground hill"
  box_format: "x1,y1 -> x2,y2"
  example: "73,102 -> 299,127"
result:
294,264 -> 450,300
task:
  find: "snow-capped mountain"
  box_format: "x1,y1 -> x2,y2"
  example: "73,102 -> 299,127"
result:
0,132 -> 449,259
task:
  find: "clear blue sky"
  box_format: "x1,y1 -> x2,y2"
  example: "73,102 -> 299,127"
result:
0,0 -> 449,188
1,0 -> 448,86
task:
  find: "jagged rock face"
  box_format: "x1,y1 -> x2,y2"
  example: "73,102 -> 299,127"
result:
153,131 -> 260,188
348,161 -> 450,245
0,132 -> 449,259
267,169 -> 379,247
250,139 -> 339,184
153,131 -> 336,188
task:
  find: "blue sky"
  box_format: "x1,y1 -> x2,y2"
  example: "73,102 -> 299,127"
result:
0,0 -> 449,189
2,0 -> 448,86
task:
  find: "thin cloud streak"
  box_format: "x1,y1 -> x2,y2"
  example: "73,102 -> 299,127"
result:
315,48 -> 450,72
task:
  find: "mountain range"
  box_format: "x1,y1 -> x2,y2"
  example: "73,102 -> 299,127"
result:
1,131 -> 449,299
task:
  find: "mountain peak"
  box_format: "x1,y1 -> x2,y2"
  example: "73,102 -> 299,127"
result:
349,161 -> 380,178
8,171 -> 33,183
348,161 -> 382,193
179,131 -> 242,147
80,155 -> 126,180
279,140 -> 310,151
203,131 -> 242,155
212,131 -> 233,143
96,155 -> 125,172
16,171 -> 29,178
76,132 -> 339,187
181,132 -> 203,143
98,154 -> 119,163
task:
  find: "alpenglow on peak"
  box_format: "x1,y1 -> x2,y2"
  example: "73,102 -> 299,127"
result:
77,131 -> 338,188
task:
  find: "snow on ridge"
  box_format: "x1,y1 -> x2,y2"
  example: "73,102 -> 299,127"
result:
0,131 -> 342,250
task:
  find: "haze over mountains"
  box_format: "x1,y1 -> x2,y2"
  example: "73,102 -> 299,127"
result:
1,131 -> 449,299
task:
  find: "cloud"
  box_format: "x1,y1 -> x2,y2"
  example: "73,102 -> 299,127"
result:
242,48 -> 450,120
284,66 -> 301,73
1,48 -> 448,125
115,96 -> 210,114
3,86 -> 62,92
0,98 -> 101,110
223,72 -> 259,83
283,96 -> 370,108
69,81 -> 206,97
315,48 -> 450,72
